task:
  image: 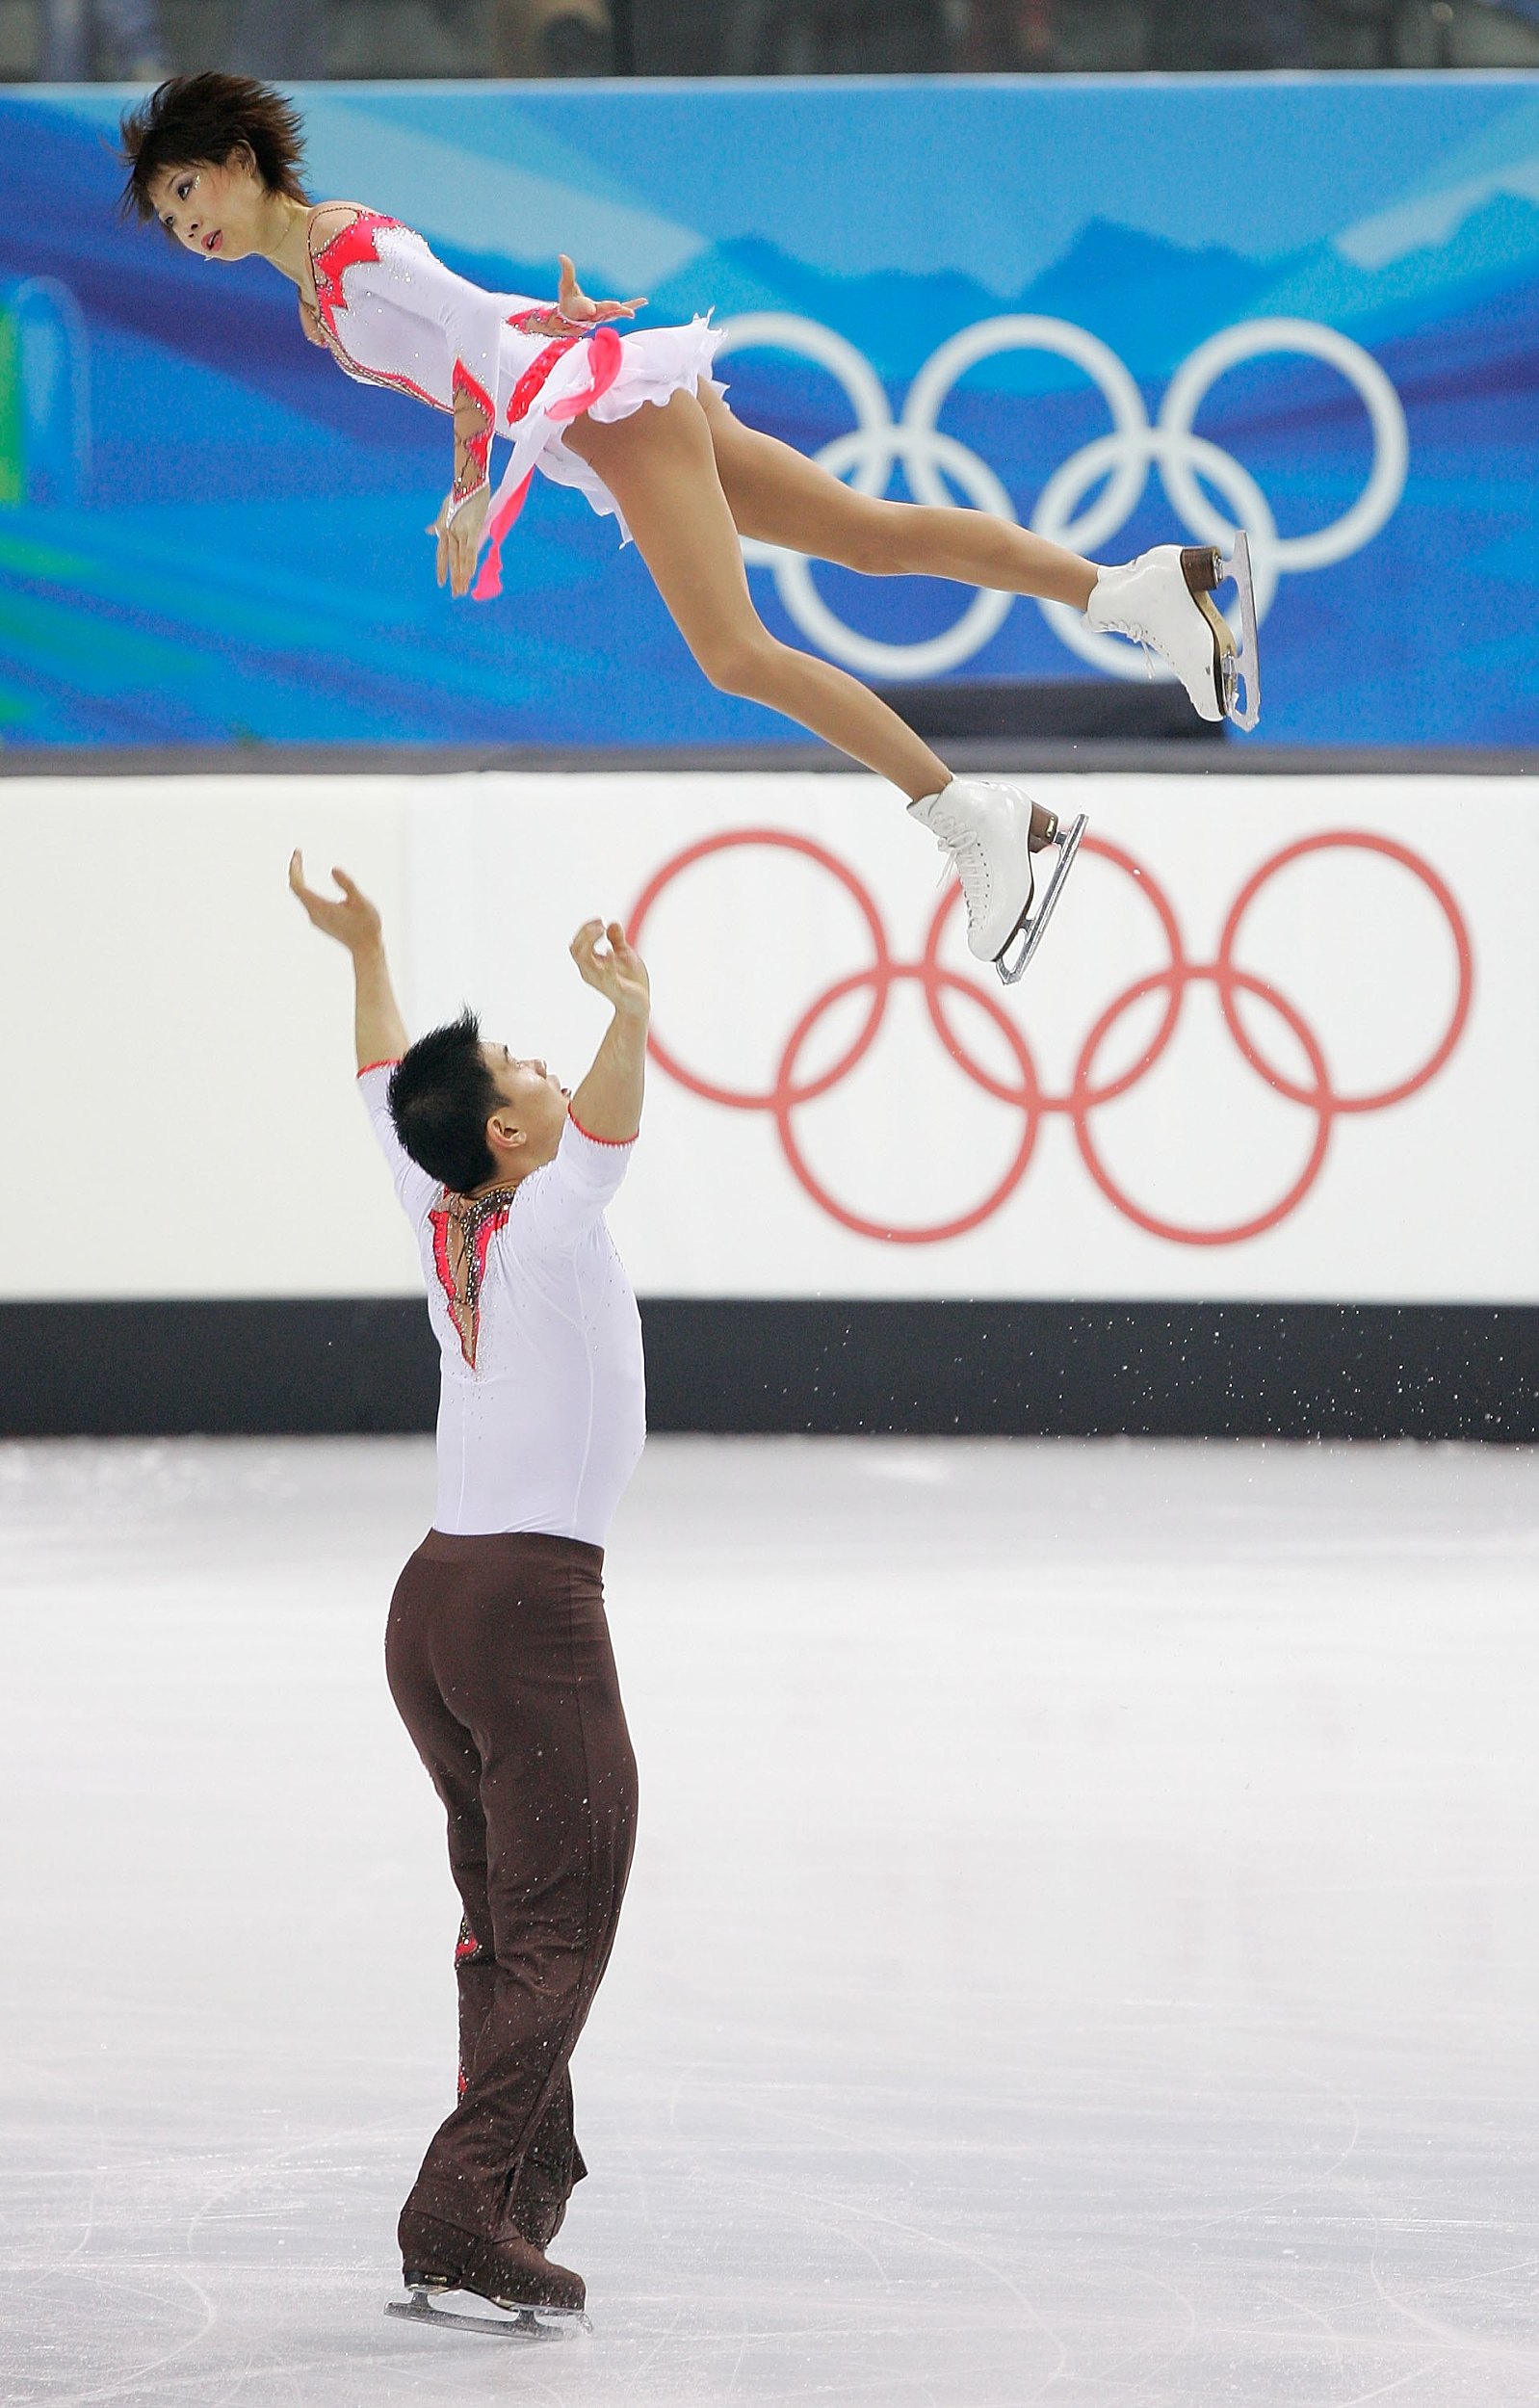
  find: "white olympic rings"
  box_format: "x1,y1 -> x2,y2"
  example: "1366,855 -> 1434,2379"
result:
714,310 -> 1410,682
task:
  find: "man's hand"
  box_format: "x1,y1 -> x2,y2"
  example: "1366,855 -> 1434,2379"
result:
568,921 -> 648,1143
430,485 -> 490,601
557,255 -> 647,327
571,919 -> 650,1018
289,853 -> 408,1069
289,852 -> 383,954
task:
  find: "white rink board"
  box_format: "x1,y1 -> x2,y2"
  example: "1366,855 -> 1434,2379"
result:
406,772 -> 1537,1305
0,770 -> 1534,1303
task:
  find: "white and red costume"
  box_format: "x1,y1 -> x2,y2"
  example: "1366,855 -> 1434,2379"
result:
358,1063 -> 645,1546
307,207 -> 723,598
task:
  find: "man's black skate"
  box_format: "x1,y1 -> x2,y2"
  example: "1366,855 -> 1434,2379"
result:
389,2209 -> 592,2337
386,2282 -> 589,2339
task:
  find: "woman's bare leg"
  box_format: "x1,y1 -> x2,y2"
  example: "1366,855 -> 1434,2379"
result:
561,391 -> 951,800
699,386 -> 1098,610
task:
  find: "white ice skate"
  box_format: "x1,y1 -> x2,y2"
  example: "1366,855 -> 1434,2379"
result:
1085,534 -> 1260,730
908,777 -> 1087,983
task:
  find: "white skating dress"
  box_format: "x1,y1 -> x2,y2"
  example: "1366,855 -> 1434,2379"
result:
306,206 -> 723,596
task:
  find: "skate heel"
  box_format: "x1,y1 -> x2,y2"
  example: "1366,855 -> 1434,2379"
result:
1178,543 -> 1240,718
996,811 -> 1088,984
1216,529 -> 1261,731
1029,803 -> 1059,851
1180,545 -> 1224,597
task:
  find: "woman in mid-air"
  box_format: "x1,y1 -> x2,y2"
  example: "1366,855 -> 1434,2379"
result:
121,73 -> 1257,978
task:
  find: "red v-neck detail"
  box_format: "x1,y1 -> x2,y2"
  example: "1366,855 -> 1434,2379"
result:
429,1191 -> 514,1370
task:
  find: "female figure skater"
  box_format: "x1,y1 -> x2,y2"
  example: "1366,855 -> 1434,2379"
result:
122,74 -> 1257,978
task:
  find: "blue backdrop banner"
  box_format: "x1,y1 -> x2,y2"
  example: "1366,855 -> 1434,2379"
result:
4,74 -> 1537,749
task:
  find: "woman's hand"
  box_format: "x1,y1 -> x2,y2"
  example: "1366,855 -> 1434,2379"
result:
557,254 -> 646,327
288,853 -> 382,954
430,485 -> 491,600
570,919 -> 651,1019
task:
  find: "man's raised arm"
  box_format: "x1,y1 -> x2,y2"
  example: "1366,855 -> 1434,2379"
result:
288,851 -> 409,1069
567,919 -> 649,1143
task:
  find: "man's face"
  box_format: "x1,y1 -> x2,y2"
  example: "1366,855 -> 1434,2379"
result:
483,1042 -> 569,1164
147,152 -> 268,262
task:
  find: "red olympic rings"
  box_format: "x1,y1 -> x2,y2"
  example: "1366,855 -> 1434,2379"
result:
628,826 -> 1474,1248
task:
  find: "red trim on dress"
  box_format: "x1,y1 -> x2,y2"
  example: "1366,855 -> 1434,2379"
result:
333,353 -> 442,410
356,1058 -> 402,1079
452,357 -> 494,423
472,329 -> 623,600
508,305 -> 580,339
311,209 -> 401,338
470,473 -> 534,603
546,325 -> 623,425
570,1113 -> 639,1148
310,211 -> 448,413
505,333 -> 581,427
450,359 -> 494,507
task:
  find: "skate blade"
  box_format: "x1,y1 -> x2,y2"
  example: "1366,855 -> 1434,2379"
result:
995,813 -> 1086,984
386,2288 -> 591,2339
1217,529 -> 1261,731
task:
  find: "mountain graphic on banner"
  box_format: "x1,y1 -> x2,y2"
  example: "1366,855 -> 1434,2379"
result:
1262,190 -> 1539,337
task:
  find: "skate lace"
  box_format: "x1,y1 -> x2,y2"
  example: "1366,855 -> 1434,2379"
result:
1095,614 -> 1165,680
923,817 -> 990,917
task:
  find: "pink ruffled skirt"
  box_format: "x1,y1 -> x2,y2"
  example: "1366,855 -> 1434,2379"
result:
473,316 -> 725,599
540,318 -> 726,534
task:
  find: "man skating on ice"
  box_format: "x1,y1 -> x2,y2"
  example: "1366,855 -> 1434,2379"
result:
289,851 -> 648,2327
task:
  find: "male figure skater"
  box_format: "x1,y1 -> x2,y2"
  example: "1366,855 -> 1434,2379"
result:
289,851 -> 648,2328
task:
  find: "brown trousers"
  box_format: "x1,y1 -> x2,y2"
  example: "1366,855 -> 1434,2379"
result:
384,1530 -> 638,2247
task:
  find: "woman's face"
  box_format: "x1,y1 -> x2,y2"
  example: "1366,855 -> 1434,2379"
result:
147,150 -> 274,262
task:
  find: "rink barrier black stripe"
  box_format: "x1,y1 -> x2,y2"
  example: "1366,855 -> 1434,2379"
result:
2,1300 -> 1535,1442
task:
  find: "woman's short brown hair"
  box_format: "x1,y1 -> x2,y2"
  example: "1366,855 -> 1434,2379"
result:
118,73 -> 309,227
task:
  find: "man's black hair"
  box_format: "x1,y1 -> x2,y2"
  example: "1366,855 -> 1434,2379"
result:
387,1008 -> 503,1195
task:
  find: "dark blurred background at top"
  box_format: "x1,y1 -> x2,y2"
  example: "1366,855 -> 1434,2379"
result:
16,0 -> 1539,84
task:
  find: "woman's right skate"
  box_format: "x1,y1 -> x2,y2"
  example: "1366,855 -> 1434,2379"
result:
1085,533 -> 1261,730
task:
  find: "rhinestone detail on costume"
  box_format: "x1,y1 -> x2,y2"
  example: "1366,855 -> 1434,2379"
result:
307,210 -> 446,410
509,305 -> 584,340
429,1191 -> 516,1371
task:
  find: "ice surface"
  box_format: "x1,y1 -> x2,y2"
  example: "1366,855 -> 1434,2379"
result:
2,1434 -> 1538,2406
